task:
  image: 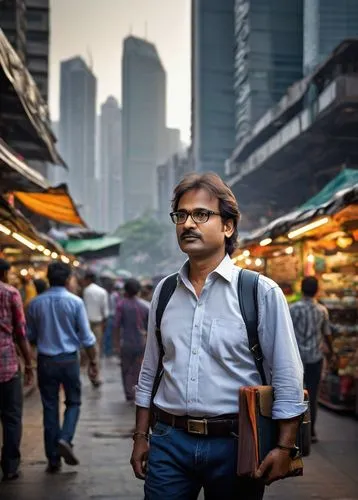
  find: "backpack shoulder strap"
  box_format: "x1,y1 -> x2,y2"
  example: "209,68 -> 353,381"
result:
237,268 -> 267,385
155,273 -> 178,353
150,273 -> 178,415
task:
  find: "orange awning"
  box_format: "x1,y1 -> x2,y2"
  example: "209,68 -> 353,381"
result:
14,185 -> 86,227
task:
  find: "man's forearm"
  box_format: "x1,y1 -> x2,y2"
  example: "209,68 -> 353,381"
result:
16,336 -> 33,367
135,406 -> 151,434
85,344 -> 98,363
277,416 -> 301,448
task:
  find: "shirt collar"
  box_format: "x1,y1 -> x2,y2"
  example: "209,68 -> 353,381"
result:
178,254 -> 234,284
303,296 -> 316,303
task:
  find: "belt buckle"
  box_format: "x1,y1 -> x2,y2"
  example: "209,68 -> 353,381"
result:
187,419 -> 208,435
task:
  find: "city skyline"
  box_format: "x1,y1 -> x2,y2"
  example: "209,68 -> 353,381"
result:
49,0 -> 191,143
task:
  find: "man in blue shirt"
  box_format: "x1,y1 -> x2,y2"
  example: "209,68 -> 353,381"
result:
27,262 -> 98,473
131,173 -> 306,499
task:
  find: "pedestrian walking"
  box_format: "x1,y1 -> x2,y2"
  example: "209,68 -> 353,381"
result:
0,259 -> 34,481
290,276 -> 334,443
102,282 -> 118,357
33,278 -> 48,296
115,279 -> 148,403
82,271 -> 109,359
26,262 -> 98,473
130,173 -> 306,500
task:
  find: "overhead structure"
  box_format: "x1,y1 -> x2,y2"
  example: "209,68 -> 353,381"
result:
61,236 -> 122,260
0,138 -> 49,192
238,170 -> 358,251
0,28 -> 65,166
13,184 -> 86,227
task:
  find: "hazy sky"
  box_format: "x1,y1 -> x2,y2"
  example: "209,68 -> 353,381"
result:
49,0 -> 191,142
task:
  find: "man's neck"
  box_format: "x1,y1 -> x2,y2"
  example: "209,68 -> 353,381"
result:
188,251 -> 226,285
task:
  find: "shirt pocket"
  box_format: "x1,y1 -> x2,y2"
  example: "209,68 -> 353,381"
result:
208,318 -> 248,363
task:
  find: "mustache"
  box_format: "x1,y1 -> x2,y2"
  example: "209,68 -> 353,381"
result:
180,230 -> 202,240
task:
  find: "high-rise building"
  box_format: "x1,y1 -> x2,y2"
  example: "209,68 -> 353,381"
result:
25,0 -> 50,102
303,0 -> 358,74
0,0 -> 27,64
191,0 -> 236,176
100,96 -> 123,232
234,0 -> 303,144
59,57 -> 96,225
1,0 -> 49,102
165,128 -> 181,160
122,36 -> 166,222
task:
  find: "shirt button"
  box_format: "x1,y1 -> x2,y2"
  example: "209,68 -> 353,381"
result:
195,324 -> 199,328
192,349 -> 198,355
191,377 -> 196,381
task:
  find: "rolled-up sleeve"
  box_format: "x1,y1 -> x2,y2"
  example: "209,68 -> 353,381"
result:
258,285 -> 307,420
135,283 -> 161,408
76,299 -> 96,348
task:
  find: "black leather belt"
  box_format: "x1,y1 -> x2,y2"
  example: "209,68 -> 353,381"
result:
154,408 -> 238,437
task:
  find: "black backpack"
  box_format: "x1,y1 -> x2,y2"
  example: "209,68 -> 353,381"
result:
151,268 -> 267,404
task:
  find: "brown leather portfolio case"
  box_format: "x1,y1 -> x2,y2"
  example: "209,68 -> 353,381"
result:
237,386 -> 305,478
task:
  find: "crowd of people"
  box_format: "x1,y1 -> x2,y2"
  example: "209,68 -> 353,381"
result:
0,258 -> 151,480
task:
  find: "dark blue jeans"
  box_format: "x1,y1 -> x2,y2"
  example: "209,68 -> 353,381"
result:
37,352 -> 81,465
103,315 -> 114,356
145,422 -> 265,500
0,373 -> 22,474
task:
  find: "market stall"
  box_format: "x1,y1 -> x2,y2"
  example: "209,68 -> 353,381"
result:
0,195 -> 78,289
233,170 -> 358,412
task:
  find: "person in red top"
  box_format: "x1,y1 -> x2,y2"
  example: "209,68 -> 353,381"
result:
0,259 -> 34,481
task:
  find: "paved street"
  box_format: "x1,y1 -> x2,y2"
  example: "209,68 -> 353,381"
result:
0,360 -> 357,499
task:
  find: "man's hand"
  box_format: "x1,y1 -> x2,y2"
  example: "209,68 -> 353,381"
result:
130,437 -> 149,480
24,366 -> 34,387
255,448 -> 291,485
88,361 -> 99,382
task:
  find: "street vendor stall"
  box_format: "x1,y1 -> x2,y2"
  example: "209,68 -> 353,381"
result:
233,169 -> 358,412
0,195 -> 76,278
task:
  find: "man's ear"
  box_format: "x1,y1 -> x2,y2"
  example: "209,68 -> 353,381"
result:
224,219 -> 235,239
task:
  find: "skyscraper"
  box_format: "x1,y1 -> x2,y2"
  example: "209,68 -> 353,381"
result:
100,96 -> 123,232
234,0 -> 303,144
122,36 -> 166,222
191,0 -> 236,176
0,0 -> 27,64
165,128 -> 181,160
59,57 -> 96,225
304,0 -> 358,74
26,0 -> 50,102
1,0 -> 49,102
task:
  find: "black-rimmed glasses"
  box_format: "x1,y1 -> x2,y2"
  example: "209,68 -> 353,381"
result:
170,209 -> 221,225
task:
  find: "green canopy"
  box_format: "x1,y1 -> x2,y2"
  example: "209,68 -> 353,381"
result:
61,236 -> 122,255
299,169 -> 358,210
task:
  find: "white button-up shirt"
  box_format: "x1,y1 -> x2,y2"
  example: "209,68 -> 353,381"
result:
136,255 -> 306,420
83,283 -> 109,323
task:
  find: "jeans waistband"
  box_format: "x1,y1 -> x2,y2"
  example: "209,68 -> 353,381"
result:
38,351 -> 78,362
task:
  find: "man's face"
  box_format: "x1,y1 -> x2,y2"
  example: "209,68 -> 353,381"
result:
175,188 -> 234,258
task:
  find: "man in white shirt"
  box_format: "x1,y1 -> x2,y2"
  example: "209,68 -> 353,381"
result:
130,173 -> 306,500
82,272 -> 109,360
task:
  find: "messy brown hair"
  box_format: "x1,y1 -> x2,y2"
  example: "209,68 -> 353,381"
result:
171,172 -> 240,256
